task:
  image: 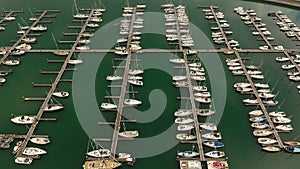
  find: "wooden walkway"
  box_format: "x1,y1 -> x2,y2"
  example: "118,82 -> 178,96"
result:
173,6 -> 206,161
0,10 -> 58,66
15,9 -> 96,159
0,10 -> 23,24
274,12 -> 300,41
234,51 -> 284,148
210,6 -> 232,50
110,7 -> 137,157
210,7 -> 284,148
244,10 -> 274,50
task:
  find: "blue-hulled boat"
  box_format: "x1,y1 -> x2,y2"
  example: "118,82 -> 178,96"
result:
284,146 -> 300,153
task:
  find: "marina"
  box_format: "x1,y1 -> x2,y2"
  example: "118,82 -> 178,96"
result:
0,0 -> 300,169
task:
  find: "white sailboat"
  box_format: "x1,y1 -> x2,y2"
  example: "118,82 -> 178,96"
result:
124,99 -> 142,106
202,132 -> 222,140
119,122 -> 139,138
22,147 -> 47,156
205,151 -> 225,158
275,124 -> 293,131
86,149 -> 111,158
258,138 -> 278,145
253,129 -> 273,137
176,133 -> 196,141
101,103 -> 117,109
3,60 -> 20,66
30,137 -> 50,145
15,157 -> 33,165
177,151 -> 199,158
175,117 -> 194,124
106,75 -> 123,81
174,109 -> 193,117
52,91 -> 69,98
11,115 -> 35,124
200,123 -> 217,131
177,125 -> 194,131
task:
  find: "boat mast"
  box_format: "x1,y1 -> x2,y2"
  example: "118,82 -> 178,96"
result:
51,33 -> 59,50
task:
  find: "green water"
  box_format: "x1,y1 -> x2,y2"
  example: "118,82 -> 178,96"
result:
0,0 -> 300,169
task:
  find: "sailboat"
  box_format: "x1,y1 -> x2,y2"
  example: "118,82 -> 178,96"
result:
52,91 -> 69,98
2,60 -> 20,66
22,147 -> 47,156
52,33 -> 69,56
118,122 -> 139,138
15,157 -> 33,165
11,115 -> 35,124
44,98 -> 64,112
30,137 -> 50,145
73,0 -> 89,19
82,159 -> 121,169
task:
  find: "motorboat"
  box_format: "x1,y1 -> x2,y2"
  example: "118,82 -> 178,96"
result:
128,75 -> 143,80
52,91 -> 69,98
16,43 -> 32,50
272,116 -> 291,124
275,124 -> 293,131
177,151 -> 199,158
76,46 -> 90,50
262,146 -> 281,152
253,129 -> 273,137
173,81 -> 188,87
86,149 -> 111,158
176,133 -> 196,141
195,97 -> 211,103
118,152 -> 131,159
203,141 -> 224,148
174,109 -> 193,117
2,60 -> 20,66
254,83 -> 269,88
44,104 -> 64,111
82,159 -> 121,169
169,58 -> 185,64
175,117 -> 194,124
11,115 -> 35,124
30,137 -> 50,145
243,99 -> 258,105
205,151 -> 225,158
177,124 -> 194,131
119,130 -> 139,138
172,76 -> 187,81
202,132 -> 222,140
128,69 -> 143,75
249,110 -> 263,116
30,25 -> 47,31
284,141 -> 300,147
200,123 -> 217,131
23,147 -> 47,156
197,109 -> 215,116
251,123 -> 269,129
124,99 -> 142,106
22,37 -> 37,43
281,64 -> 295,70
15,157 -> 33,165
258,138 -> 278,145
249,116 -> 266,123
128,79 -> 143,86
106,75 -> 123,81
194,92 -> 210,98
234,82 -> 251,88
269,111 -> 286,117
251,74 -> 264,79
207,161 -> 229,169
289,75 -> 300,81
284,146 -> 300,153
258,93 -> 275,99
193,86 -> 207,92
0,77 -> 6,83
101,103 -> 117,109
275,57 -> 289,62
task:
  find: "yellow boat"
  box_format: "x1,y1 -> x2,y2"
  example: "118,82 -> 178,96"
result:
83,159 -> 121,169
52,50 -> 69,56
223,50 -> 234,55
